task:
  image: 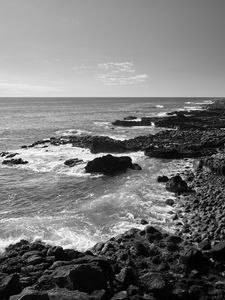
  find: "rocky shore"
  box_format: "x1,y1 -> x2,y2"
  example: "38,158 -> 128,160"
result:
2,99 -> 225,299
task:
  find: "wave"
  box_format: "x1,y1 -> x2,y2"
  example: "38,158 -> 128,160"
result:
0,145 -> 145,177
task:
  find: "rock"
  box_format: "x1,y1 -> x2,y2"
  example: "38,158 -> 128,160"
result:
85,154 -> 141,175
146,148 -> 183,159
181,248 -> 210,272
0,273 -> 22,299
210,241 -> 225,260
140,273 -> 167,294
165,199 -> 174,206
2,158 -> 28,166
51,263 -> 108,292
140,219 -> 148,225
130,163 -> 142,171
64,158 -> 83,167
47,288 -> 92,300
89,136 -> 126,154
111,291 -> 128,300
124,116 -> 138,121
9,288 -> 49,300
26,255 -> 43,265
157,176 -> 169,183
166,175 -> 188,193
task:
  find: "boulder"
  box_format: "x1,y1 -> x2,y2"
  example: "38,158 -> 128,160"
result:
64,158 -> 83,167
166,175 -> 188,193
139,272 -> 167,294
85,154 -> 141,175
0,273 -> 22,299
51,263 -> 107,293
210,241 -> 225,260
2,158 -> 28,166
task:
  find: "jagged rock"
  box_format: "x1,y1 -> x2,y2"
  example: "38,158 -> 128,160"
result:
166,175 -> 188,193
0,273 -> 22,299
2,158 -> 28,166
85,154 -> 141,175
139,273 -> 167,294
51,263 -> 108,292
64,158 -> 83,167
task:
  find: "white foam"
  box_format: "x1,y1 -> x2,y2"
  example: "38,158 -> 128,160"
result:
155,105 -> 164,108
0,144 -> 145,177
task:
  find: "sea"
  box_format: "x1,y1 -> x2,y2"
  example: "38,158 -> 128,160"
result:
0,97 -> 216,252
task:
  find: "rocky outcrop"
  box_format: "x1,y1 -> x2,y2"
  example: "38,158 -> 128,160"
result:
2,158 -> 28,166
113,99 -> 225,130
85,154 -> 141,175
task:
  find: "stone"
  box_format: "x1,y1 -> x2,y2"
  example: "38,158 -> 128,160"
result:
140,273 -> 167,293
111,291 -> 128,300
51,263 -> 107,293
165,199 -> 175,206
85,154 -> 141,175
0,273 -> 22,299
26,255 -> 43,265
157,175 -> 169,183
64,158 -> 83,167
166,175 -> 188,193
210,240 -> 225,260
2,158 -> 28,166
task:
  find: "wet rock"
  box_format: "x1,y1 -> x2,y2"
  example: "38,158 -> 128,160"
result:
85,154 -> 141,175
166,175 -> 188,193
157,175 -> 169,183
165,199 -> 175,206
2,158 -> 28,166
64,158 -> 83,167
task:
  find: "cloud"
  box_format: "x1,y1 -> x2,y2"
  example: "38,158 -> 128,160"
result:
97,62 -> 148,86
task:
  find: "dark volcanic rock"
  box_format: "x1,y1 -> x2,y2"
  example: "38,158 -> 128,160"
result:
166,175 -> 188,193
51,263 -> 108,292
2,158 -> 28,166
146,148 -> 183,159
210,241 -> 225,260
85,154 -> 141,175
0,273 -> 22,299
157,175 -> 169,183
64,158 -> 83,167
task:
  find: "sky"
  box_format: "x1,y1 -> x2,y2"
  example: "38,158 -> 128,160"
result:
0,0 -> 225,97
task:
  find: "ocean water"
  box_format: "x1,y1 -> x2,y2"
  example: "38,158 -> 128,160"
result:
0,97 -> 215,251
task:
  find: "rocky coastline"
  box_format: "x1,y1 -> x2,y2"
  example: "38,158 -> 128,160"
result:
2,99 -> 225,299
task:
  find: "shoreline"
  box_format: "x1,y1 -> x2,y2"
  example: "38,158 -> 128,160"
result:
2,99 -> 225,299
